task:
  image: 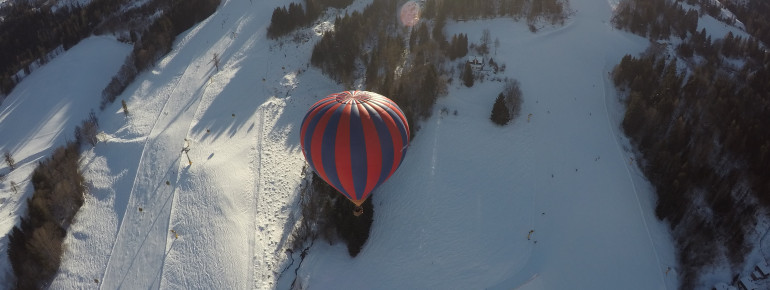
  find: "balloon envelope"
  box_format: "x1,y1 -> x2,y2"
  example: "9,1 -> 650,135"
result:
300,91 -> 410,206
399,1 -> 421,27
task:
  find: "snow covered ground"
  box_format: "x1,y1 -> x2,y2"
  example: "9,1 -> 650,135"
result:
0,0 -> 694,288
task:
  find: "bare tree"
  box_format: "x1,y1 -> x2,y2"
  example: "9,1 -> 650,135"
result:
4,151 -> 15,170
210,53 -> 221,72
503,78 -> 523,119
77,111 -> 99,147
479,29 -> 491,55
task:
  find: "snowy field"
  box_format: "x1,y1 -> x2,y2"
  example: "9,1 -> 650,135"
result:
0,0 -> 696,288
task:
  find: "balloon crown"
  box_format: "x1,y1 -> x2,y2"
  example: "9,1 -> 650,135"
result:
333,91 -> 372,104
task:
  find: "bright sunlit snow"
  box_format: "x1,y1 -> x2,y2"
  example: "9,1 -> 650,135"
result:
0,0 -> 687,289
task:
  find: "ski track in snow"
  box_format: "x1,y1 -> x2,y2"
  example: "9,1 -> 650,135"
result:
100,56 -> 210,289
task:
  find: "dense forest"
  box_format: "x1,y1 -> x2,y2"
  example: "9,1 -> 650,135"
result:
612,0 -> 770,288
0,1 -> 97,96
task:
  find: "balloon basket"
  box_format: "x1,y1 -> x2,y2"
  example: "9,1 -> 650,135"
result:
353,206 -> 364,217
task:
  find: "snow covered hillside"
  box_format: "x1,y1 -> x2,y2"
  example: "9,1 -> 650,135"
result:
0,36 -> 131,284
0,0 -> 684,288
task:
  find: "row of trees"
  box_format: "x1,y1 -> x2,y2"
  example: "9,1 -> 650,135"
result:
676,28 -> 765,67
7,142 -> 85,289
267,2 -> 319,39
266,0 -> 356,39
446,33 -> 470,60
612,0 -> 770,286
4,86 -> 101,289
422,0 -> 568,24
611,0 -> 698,40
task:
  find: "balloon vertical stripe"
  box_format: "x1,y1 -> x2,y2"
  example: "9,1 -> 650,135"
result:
373,98 -> 409,151
335,104 -> 355,198
321,105 -> 344,196
309,103 -> 342,188
300,91 -> 410,206
371,104 -> 405,179
359,103 -> 382,197
348,103 -> 368,200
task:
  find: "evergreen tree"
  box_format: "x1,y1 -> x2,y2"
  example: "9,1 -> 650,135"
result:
490,93 -> 511,125
122,100 -> 129,116
462,62 -> 474,87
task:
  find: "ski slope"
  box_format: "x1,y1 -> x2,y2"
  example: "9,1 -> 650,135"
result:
0,0 -> 686,288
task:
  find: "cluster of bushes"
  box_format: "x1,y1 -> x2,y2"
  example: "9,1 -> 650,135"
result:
74,111 -> 100,147
612,0 -> 770,286
611,0 -> 698,40
7,142 -> 85,289
101,0 -> 221,109
289,169 -> 373,257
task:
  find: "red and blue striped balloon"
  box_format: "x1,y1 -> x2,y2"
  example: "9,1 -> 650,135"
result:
300,91 -> 410,206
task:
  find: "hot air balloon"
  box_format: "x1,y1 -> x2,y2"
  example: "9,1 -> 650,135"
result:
300,91 -> 410,216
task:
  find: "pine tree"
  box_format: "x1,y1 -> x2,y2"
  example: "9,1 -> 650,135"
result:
122,100 -> 129,116
462,62 -> 474,87
490,93 -> 511,125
